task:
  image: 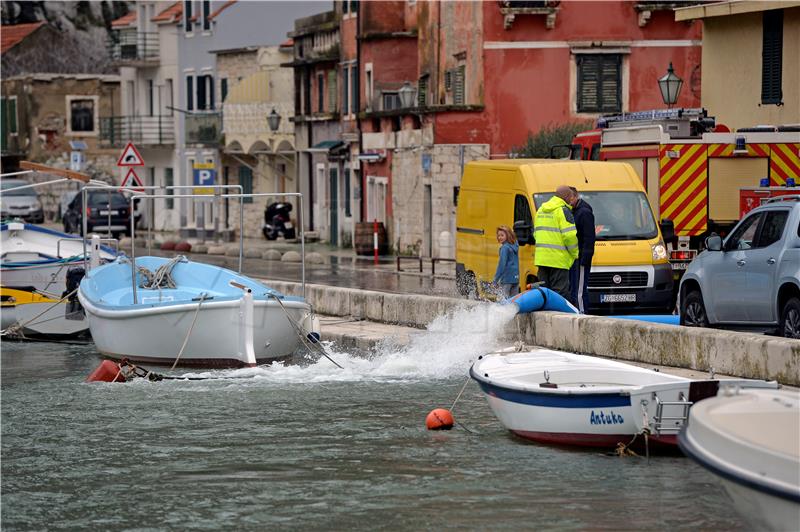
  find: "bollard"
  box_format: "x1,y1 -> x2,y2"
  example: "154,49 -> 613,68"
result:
373,218 -> 379,265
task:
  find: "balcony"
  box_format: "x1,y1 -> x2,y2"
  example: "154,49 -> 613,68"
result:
185,113 -> 222,146
499,1 -> 560,29
100,116 -> 175,146
108,30 -> 159,65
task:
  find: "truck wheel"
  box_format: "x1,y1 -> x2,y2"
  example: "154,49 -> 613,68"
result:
779,297 -> 800,339
681,290 -> 709,328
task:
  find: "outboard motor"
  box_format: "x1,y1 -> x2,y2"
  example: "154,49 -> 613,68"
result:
63,267 -> 86,320
262,202 -> 296,240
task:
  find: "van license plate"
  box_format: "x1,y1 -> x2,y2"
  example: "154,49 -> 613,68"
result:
99,210 -> 118,215
601,293 -> 636,303
671,262 -> 689,270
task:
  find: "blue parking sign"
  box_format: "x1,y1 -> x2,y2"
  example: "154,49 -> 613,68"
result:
193,163 -> 216,194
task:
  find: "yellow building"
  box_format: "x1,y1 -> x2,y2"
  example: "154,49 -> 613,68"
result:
676,1 -> 800,129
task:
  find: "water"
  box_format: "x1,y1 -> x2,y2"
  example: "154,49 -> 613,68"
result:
2,305 -> 745,531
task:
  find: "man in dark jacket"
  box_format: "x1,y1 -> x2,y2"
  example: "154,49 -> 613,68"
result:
569,187 -> 595,313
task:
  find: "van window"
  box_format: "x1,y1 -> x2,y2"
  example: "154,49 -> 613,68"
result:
514,194 -> 532,226
533,191 -> 658,240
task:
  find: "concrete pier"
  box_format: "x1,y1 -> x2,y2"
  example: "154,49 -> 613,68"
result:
272,281 -> 800,386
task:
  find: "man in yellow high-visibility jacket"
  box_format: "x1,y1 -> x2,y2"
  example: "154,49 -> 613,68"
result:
533,185 -> 579,300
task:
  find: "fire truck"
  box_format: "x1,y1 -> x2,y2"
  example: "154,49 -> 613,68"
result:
559,108 -> 800,279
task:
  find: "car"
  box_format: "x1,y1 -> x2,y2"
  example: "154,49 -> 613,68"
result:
679,196 -> 800,338
62,189 -> 139,238
0,179 -> 45,223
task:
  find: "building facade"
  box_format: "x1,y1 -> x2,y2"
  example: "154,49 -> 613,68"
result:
676,0 -> 800,129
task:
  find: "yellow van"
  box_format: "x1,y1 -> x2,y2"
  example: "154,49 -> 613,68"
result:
455,159 -> 675,313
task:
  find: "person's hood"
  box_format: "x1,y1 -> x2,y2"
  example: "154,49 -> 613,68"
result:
504,241 -> 519,255
540,195 -> 569,213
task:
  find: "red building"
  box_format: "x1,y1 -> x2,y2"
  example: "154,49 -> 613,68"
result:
302,1 -> 703,254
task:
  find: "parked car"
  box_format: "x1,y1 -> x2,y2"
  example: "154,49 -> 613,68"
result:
63,189 -> 140,238
0,179 -> 45,223
679,196 -> 800,338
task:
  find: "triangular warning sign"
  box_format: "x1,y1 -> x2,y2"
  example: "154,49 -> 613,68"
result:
117,142 -> 145,167
120,168 -> 145,192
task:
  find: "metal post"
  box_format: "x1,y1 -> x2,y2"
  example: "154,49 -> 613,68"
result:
373,218 -> 379,265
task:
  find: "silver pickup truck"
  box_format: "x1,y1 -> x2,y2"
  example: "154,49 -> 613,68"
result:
678,196 -> 800,338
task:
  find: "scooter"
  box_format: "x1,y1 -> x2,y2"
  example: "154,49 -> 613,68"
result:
262,202 -> 296,240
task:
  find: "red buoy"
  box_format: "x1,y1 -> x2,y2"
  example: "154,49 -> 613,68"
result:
426,408 -> 455,430
174,241 -> 192,252
86,360 -> 126,383
160,241 -> 177,251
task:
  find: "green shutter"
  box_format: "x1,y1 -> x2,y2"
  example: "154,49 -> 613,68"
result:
8,98 -> 17,133
761,9 -> 783,105
1,98 -> 7,151
328,70 -> 337,111
578,54 -> 621,113
239,166 -> 253,203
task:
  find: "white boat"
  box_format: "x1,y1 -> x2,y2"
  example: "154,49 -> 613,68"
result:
470,347 -> 779,450
1,221 -> 118,338
678,388 -> 800,531
78,255 -> 320,368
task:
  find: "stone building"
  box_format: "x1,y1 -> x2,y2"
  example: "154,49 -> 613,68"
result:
215,43 -> 297,239
0,73 -> 121,219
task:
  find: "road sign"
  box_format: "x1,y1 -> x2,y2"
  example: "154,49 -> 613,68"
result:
193,162 -> 216,194
70,151 -> 85,171
117,142 -> 145,167
120,168 -> 145,192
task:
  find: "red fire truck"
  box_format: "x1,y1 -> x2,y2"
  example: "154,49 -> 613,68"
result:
560,108 -> 800,279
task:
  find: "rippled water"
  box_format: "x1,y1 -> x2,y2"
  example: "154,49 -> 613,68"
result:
2,304 -> 745,531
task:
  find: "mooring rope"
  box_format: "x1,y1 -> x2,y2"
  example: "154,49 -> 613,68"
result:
1,287 -> 78,337
268,293 -> 343,369
171,292 -> 207,370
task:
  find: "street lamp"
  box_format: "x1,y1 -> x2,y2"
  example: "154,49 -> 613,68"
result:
267,108 -> 281,132
398,81 -> 416,109
658,62 -> 683,109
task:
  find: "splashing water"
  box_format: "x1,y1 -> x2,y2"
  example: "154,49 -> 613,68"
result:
179,302 -> 519,384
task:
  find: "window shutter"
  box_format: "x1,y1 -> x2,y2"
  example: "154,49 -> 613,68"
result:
599,55 -> 621,112
577,54 -> 620,113
197,75 -> 207,111
454,65 -> 466,105
444,69 -> 453,91
327,70 -> 337,111
9,98 -> 17,133
761,9 -> 783,105
342,67 -> 349,115
187,76 -> 194,111
418,75 -> 428,107
351,64 -> 358,113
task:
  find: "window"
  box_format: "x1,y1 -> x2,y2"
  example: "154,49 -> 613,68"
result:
196,74 -> 214,110
367,176 -> 387,223
365,64 -> 373,111
239,166 -> 253,203
453,65 -> 466,105
727,213 -> 762,251
220,78 -> 228,103
418,74 -> 429,107
344,168 -> 351,216
187,76 -> 194,111
202,0 -> 211,31
757,210 -> 789,247
1,96 -> 17,152
514,194 -> 532,227
577,54 -> 621,113
328,70 -> 337,111
342,66 -> 349,115
68,98 -> 95,133
165,167 -> 174,209
148,80 -> 154,116
350,0 -> 359,15
166,79 -> 174,115
184,1 -> 193,32
318,72 -> 325,112
382,91 -> 400,111
350,63 -> 358,115
762,9 -> 783,105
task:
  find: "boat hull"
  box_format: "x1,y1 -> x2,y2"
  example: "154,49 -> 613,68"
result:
678,389 -> 800,531
81,296 -> 315,368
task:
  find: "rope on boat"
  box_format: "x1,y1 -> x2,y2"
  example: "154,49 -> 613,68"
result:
171,292 -> 207,370
0,287 -> 78,338
138,255 -> 187,289
268,293 -> 343,369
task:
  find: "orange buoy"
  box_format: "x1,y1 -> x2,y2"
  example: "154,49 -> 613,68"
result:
86,360 -> 126,383
426,408 -> 455,430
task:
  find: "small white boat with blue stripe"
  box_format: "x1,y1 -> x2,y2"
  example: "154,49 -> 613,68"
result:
470,347 -> 778,450
78,255 -> 320,368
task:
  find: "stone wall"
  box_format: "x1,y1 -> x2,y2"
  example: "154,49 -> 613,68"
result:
391,143 -> 488,258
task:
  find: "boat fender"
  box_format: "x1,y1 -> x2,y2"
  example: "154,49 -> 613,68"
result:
63,267 -> 85,320
86,359 -> 126,383
425,408 -> 454,430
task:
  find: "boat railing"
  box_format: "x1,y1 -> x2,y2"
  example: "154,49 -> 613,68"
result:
79,184 -> 245,273
56,237 -> 118,259
124,191 -> 305,305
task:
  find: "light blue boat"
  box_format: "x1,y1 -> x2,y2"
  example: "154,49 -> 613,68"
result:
78,256 -> 320,368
